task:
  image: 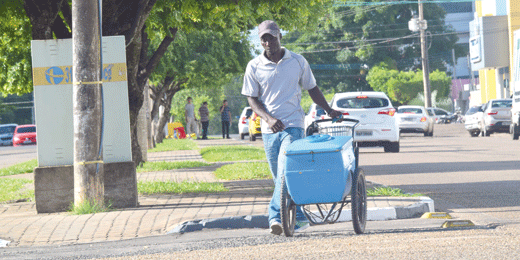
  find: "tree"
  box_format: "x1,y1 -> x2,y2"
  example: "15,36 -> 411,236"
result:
148,29 -> 252,144
366,63 -> 451,106
283,0 -> 464,93
1,0 -> 332,166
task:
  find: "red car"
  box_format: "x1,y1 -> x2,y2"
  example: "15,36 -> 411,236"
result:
12,124 -> 37,147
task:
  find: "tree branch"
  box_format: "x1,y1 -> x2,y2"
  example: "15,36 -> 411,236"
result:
137,27 -> 178,86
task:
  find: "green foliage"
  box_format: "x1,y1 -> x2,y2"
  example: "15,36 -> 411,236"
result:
283,0 -> 463,93
200,145 -> 266,162
137,161 -> 210,173
366,64 -> 451,105
0,159 -> 37,177
0,178 -> 34,203
367,186 -> 425,197
214,162 -> 271,180
0,0 -> 33,95
138,180 -> 228,195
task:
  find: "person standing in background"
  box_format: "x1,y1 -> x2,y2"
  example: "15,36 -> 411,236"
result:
184,97 -> 199,139
199,101 -> 209,140
220,100 -> 231,139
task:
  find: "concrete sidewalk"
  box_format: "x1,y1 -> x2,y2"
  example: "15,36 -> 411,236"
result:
0,138 -> 433,248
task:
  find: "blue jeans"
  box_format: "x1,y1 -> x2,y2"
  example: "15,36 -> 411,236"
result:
263,127 -> 307,223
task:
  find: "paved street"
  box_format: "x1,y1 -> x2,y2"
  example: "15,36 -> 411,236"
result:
3,123 -> 520,259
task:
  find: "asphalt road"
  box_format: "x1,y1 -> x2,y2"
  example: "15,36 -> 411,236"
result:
3,124 -> 520,259
0,145 -> 37,168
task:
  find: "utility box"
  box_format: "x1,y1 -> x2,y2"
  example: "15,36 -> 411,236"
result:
31,36 -> 137,213
469,15 -> 510,70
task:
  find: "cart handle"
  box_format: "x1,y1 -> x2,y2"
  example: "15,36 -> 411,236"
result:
305,116 -> 360,136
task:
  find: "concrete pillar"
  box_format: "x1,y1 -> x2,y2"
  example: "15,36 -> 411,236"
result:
496,68 -> 504,99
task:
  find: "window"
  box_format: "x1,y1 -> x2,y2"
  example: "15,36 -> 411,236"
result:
17,126 -> 36,133
434,109 -> 448,116
491,100 -> 512,108
397,108 -> 423,114
0,126 -> 16,134
336,97 -> 389,109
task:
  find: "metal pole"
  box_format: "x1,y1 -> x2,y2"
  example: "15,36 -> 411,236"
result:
72,0 -> 104,207
419,0 -> 432,108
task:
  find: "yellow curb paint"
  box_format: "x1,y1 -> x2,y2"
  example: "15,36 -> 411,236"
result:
421,212 -> 452,219
441,220 -> 475,228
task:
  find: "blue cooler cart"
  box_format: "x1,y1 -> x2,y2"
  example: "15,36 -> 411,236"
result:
280,118 -> 367,237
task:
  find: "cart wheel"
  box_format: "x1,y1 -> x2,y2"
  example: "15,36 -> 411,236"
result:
352,168 -> 367,234
280,174 -> 296,237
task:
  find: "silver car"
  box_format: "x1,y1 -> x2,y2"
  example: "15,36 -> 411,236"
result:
396,106 -> 434,137
464,106 -> 483,137
0,124 -> 18,146
479,99 -> 512,136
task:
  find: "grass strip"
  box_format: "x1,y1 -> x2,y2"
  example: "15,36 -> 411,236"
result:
148,138 -> 198,153
0,178 -> 34,203
0,159 -> 38,177
138,181 -> 228,195
200,145 -> 265,162
214,162 -> 271,180
137,161 -> 210,173
69,199 -> 112,215
367,186 -> 425,197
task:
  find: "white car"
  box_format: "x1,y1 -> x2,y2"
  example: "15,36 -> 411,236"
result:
396,105 -> 434,137
304,103 -> 327,131
329,91 -> 400,152
238,107 -> 253,140
426,107 -> 452,123
464,105 -> 484,137
479,99 -> 512,137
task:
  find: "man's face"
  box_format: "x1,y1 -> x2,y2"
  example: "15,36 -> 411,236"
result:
260,33 -> 281,56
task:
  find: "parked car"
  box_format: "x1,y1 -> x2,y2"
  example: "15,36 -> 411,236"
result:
479,99 -> 512,136
248,112 -> 262,141
0,124 -> 17,146
238,107 -> 253,140
464,105 -> 484,137
329,91 -> 400,152
304,103 -> 326,131
396,106 -> 434,137
12,124 -> 37,147
426,107 -> 453,124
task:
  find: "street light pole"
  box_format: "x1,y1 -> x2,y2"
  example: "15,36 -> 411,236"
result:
72,0 -> 104,207
418,0 -> 432,108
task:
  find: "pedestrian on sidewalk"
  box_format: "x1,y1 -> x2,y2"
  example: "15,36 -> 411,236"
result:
241,20 -> 341,235
185,97 -> 199,139
220,100 -> 231,139
199,101 -> 209,140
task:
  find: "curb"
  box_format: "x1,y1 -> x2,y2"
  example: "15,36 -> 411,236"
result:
168,197 -> 435,234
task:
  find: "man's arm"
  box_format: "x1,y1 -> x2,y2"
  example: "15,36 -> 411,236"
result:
308,86 -> 342,118
246,96 -> 285,133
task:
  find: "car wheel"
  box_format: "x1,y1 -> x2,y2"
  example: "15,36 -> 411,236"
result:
240,133 -> 245,140
511,123 -> 519,140
384,142 -> 399,153
470,131 -> 479,137
251,134 -> 256,142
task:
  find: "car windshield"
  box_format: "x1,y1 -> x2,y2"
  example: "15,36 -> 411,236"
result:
465,106 -> 481,115
0,126 -> 16,134
397,108 -> 423,114
315,105 -> 325,116
491,100 -> 512,108
17,126 -> 36,133
434,109 -> 448,115
335,97 -> 389,109
245,109 -> 253,118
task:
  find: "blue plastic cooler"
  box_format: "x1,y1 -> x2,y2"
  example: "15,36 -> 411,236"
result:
284,134 -> 356,205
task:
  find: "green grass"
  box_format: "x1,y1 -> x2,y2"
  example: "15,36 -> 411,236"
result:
0,178 -> 34,203
148,138 -> 198,152
137,161 -> 210,172
215,162 -> 271,180
200,145 -> 265,162
0,159 -> 38,177
367,186 -> 425,197
138,180 -> 228,195
68,199 -> 112,215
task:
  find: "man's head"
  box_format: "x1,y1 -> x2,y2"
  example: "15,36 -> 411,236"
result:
258,20 -> 282,57
223,100 -> 228,106
187,97 -> 192,103
203,101 -> 208,106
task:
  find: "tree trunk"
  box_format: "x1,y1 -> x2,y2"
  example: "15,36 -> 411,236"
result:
154,84 -> 180,144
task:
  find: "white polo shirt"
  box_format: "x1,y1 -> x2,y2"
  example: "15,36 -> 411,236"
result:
242,48 -> 316,133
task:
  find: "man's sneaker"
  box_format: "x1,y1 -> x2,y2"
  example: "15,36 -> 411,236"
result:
294,221 -> 310,233
269,220 -> 283,235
